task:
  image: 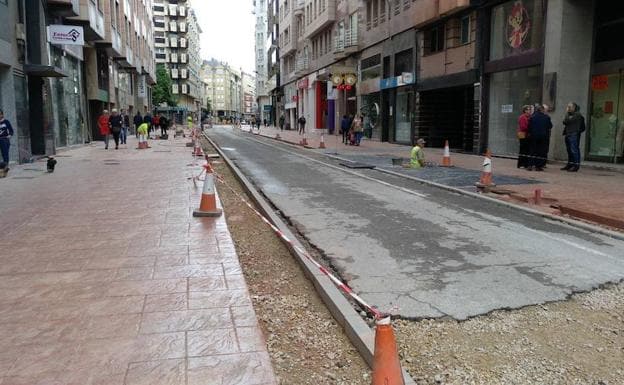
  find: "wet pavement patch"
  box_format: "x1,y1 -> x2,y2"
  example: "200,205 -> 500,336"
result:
337,154 -> 539,187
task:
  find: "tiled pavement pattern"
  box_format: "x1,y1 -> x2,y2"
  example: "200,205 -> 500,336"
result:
0,135 -> 277,385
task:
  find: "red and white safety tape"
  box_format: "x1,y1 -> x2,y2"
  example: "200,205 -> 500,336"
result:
209,168 -> 384,320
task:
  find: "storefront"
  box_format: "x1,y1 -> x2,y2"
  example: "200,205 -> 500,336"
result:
359,54 -> 382,140
588,2 -> 624,164
484,0 -> 544,155
49,46 -> 86,149
380,74 -> 415,145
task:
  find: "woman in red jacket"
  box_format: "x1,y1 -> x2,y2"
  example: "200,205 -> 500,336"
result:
98,110 -> 111,149
517,105 -> 531,168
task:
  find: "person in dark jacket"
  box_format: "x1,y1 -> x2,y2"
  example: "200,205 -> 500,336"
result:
143,110 -> 152,137
108,109 -> 123,150
121,109 -> 130,145
527,104 -> 553,171
159,114 -> 169,136
340,115 -> 351,144
562,102 -> 585,172
0,109 -> 15,168
133,111 -> 143,138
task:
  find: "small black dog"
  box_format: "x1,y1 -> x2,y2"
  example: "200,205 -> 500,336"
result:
47,157 -> 57,173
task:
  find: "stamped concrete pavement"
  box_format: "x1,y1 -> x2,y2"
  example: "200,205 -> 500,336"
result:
0,135 -> 276,385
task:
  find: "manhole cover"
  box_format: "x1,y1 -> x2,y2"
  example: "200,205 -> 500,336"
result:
339,162 -> 375,169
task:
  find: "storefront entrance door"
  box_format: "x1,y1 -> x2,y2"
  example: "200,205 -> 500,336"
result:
589,72 -> 624,163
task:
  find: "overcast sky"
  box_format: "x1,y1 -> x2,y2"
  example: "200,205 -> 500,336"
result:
191,0 -> 256,73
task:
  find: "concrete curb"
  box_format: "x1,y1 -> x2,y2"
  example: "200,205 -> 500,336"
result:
203,132 -> 416,385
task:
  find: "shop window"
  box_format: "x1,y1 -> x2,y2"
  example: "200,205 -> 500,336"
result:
394,49 -> 413,77
460,16 -> 470,45
489,0 -> 544,61
594,23 -> 624,63
424,25 -> 445,55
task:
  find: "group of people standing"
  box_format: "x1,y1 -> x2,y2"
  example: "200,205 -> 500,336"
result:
98,109 -> 170,150
517,102 -> 585,172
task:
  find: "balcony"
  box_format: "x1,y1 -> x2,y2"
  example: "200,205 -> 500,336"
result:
304,0 -> 336,39
333,28 -> 357,58
114,45 -> 134,69
123,0 -> 131,18
68,0 -> 105,41
439,0 -> 470,16
295,55 -> 309,75
280,35 -> 296,56
293,0 -> 304,16
111,27 -> 122,56
47,0 -> 79,17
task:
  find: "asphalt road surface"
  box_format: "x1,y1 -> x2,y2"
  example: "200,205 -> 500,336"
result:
207,126 -> 624,320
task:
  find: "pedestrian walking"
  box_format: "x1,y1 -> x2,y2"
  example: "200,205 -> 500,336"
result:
159,114 -> 169,137
0,109 -> 14,169
263,118 -> 267,127
121,110 -> 130,145
340,115 -> 350,144
108,109 -> 123,150
350,114 -> 364,146
256,116 -> 262,131
98,109 -> 111,149
562,102 -> 586,172
279,114 -> 285,131
133,111 -> 143,138
298,115 -> 306,135
517,105 -> 531,168
527,104 -> 552,171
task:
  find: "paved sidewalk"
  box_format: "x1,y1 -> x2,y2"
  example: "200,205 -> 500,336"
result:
0,135 -> 276,384
242,124 -> 624,228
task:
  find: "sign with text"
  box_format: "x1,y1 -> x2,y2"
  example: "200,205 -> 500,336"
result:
47,25 -> 84,46
137,75 -> 147,98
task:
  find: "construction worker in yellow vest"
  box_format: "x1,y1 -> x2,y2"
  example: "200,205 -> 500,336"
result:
409,138 -> 426,168
187,115 -> 194,130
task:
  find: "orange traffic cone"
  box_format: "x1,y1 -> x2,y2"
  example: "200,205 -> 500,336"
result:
441,140 -> 452,167
193,163 -> 222,217
476,149 -> 496,189
319,133 -> 326,149
372,317 -> 405,385
193,141 -> 204,157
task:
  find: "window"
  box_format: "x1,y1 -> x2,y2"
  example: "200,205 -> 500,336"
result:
460,16 -> 470,45
490,0 -> 544,60
424,25 -> 445,55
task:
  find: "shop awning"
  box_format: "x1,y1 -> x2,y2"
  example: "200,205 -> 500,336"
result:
24,64 -> 67,78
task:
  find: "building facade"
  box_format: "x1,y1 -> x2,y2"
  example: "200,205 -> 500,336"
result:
241,71 -> 257,120
153,0 -> 202,114
202,59 -> 243,121
0,0 -> 155,164
273,0 -> 622,164
254,0 -> 271,123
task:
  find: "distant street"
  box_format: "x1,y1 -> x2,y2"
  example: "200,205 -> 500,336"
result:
208,125 -> 624,320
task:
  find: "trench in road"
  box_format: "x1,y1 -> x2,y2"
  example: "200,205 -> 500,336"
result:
207,126 -> 624,320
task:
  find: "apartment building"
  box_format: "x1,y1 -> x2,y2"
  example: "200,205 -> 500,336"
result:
202,59 -> 243,120
254,0 -> 271,123
274,0 -> 619,164
153,0 -> 202,114
0,0 -> 155,163
241,72 -> 257,120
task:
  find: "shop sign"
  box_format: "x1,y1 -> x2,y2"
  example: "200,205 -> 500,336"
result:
507,1 -> 531,49
263,105 -> 272,111
137,75 -> 147,98
592,75 -> 609,91
380,74 -> 415,90
501,104 -> 514,113
297,78 -> 309,89
401,72 -> 414,84
47,25 -> 85,46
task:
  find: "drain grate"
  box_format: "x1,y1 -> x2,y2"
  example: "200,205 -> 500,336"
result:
339,162 -> 375,169
104,162 -> 121,165
154,150 -> 172,153
12,176 -> 36,179
23,168 -> 44,171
